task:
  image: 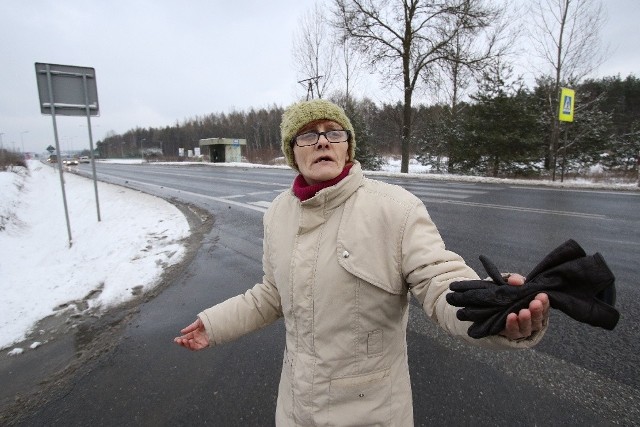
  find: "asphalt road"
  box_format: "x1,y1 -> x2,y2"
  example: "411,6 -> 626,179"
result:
3,162 -> 639,426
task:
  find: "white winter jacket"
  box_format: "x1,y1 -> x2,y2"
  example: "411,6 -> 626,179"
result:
199,161 -> 545,426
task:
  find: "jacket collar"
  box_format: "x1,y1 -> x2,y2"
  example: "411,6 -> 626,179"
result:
293,163 -> 354,201
296,161 -> 363,211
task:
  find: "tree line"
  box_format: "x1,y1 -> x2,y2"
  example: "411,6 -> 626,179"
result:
96,0 -> 640,181
95,73 -> 639,180
290,0 -> 636,181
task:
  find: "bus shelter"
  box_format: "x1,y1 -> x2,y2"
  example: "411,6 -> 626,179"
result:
198,138 -> 246,163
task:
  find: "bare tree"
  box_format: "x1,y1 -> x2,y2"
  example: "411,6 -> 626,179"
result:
335,39 -> 367,109
433,1 -> 513,106
332,0 -> 502,172
527,0 -> 608,180
293,3 -> 337,100
430,1 -> 516,171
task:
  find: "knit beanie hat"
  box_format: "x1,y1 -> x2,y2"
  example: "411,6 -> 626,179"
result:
280,99 -> 356,171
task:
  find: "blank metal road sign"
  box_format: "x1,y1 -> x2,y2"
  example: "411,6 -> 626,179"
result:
35,63 -> 99,116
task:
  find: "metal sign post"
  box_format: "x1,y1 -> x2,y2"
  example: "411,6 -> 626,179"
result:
81,72 -> 101,221
35,62 -> 102,247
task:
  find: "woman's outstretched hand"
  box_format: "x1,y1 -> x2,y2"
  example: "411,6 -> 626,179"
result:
174,317 -> 210,350
500,274 -> 550,340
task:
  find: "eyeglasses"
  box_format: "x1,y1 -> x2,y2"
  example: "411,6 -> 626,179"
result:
292,130 -> 351,147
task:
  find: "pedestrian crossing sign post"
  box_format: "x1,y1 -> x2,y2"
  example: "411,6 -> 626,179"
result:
559,87 -> 575,122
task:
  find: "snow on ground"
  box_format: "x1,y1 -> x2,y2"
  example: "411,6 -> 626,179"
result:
0,160 -> 190,352
1,157 -> 637,355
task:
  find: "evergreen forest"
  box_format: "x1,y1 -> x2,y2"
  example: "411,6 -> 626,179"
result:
95,74 -> 639,182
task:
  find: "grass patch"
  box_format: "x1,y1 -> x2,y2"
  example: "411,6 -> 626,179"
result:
0,149 -> 27,170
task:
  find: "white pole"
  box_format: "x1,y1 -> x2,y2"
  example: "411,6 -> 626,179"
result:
45,64 -> 73,247
83,73 -> 101,222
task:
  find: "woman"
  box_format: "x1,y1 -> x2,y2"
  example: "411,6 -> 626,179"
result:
175,99 -> 549,426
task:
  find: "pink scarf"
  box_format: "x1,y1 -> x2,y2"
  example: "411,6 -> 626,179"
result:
292,163 -> 354,201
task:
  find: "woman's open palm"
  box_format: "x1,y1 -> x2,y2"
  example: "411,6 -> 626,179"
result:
174,317 -> 210,350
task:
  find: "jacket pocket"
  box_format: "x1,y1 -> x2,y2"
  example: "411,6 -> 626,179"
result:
325,368 -> 391,427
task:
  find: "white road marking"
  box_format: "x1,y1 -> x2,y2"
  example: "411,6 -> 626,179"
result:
422,198 -> 607,219
87,170 -> 608,219
249,201 -> 273,208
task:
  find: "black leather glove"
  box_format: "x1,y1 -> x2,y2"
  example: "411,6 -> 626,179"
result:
446,240 -> 620,339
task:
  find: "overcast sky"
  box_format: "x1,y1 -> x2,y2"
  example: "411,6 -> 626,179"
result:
1,0 -> 638,154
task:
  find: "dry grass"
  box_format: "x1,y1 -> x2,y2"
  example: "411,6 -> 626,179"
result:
0,149 -> 27,171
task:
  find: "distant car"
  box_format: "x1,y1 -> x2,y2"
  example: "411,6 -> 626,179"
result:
47,154 -> 58,163
79,156 -> 90,163
63,158 -> 78,166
